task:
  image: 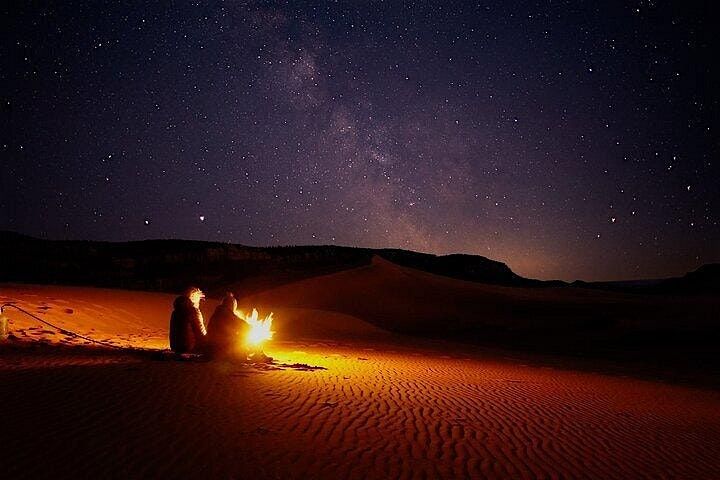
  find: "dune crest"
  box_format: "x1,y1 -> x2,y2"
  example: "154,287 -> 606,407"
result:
239,255 -> 718,338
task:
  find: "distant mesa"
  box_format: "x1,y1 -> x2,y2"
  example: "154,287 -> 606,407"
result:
660,263 -> 720,294
0,230 -> 715,295
572,263 -> 720,295
0,230 -> 552,293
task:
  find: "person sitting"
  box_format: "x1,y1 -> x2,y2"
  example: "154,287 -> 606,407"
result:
206,292 -> 248,359
169,286 -> 207,354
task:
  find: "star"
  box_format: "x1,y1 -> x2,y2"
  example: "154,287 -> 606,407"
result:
3,1 -> 714,282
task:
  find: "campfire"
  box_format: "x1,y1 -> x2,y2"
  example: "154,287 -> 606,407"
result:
236,308 -> 274,347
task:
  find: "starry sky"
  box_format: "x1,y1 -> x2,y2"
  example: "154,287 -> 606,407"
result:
2,1 -> 718,281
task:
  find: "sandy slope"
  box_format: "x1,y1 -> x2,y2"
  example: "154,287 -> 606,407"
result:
239,256 -> 718,334
0,284 -> 182,349
2,283 -> 720,479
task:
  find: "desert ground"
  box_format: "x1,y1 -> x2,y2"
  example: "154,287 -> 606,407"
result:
2,280 -> 720,479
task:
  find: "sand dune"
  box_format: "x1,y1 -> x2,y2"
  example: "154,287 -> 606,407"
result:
2,283 -> 720,478
2,342 -> 720,478
0,283 -> 389,346
0,284 -> 184,349
239,256 -> 718,335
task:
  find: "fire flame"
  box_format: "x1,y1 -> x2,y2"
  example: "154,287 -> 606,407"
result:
236,308 -> 274,346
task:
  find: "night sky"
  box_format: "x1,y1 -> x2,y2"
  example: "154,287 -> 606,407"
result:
2,1 -> 718,281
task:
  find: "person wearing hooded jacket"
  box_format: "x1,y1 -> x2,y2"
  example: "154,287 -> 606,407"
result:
169,286 -> 207,354
206,292 -> 247,359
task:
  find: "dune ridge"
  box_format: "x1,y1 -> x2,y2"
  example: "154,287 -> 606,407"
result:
240,256 -> 719,335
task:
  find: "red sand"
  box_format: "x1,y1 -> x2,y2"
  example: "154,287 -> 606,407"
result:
2,283 -> 720,479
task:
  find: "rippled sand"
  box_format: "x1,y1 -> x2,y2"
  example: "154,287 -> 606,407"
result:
2,284 -> 720,479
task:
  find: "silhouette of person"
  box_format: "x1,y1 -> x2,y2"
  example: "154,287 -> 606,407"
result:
169,286 -> 207,354
206,292 -> 248,359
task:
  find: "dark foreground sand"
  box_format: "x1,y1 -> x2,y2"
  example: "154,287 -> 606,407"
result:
2,284 -> 720,479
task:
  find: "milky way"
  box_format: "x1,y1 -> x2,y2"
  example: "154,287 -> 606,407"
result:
2,1 -> 718,280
